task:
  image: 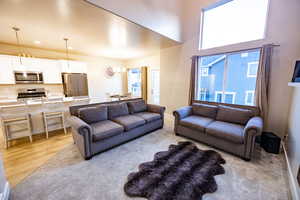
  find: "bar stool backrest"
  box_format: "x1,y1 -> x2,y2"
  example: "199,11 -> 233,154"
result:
0,102 -> 29,121
42,98 -> 65,113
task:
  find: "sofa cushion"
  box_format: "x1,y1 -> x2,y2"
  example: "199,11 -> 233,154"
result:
216,105 -> 254,125
206,121 -> 245,144
127,100 -> 147,114
112,115 -> 146,131
78,106 -> 108,124
108,103 -> 129,119
192,103 -> 218,119
133,112 -> 161,123
91,120 -> 124,142
179,115 -> 214,132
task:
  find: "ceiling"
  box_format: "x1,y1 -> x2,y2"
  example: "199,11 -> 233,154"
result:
0,0 -> 179,60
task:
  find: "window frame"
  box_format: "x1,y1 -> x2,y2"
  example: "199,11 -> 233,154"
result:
247,61 -> 259,78
196,48 -> 261,107
199,0 -> 271,50
245,90 -> 255,106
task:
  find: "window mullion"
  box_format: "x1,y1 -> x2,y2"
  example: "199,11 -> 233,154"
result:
222,54 -> 228,103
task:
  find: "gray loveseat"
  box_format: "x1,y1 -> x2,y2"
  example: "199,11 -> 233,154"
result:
173,103 -> 263,160
69,99 -> 165,159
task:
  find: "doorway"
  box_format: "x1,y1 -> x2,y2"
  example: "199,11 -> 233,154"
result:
150,69 -> 160,104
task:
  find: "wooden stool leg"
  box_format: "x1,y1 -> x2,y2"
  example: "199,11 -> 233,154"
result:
27,115 -> 33,143
43,114 -> 49,139
61,114 -> 67,135
4,125 -> 9,149
29,135 -> 33,143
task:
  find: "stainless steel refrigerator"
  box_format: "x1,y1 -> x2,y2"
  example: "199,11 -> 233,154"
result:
62,73 -> 89,97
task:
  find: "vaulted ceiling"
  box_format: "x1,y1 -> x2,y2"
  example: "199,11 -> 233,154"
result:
0,0 -> 179,59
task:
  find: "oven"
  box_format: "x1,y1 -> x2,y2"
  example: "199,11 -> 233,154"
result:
14,71 -> 44,84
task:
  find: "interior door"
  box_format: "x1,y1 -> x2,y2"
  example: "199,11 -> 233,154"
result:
150,69 -> 160,104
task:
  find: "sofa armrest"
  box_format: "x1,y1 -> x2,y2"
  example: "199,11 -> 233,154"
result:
243,116 -> 263,160
173,106 -> 192,120
68,116 -> 93,159
147,104 -> 166,118
244,116 -> 263,136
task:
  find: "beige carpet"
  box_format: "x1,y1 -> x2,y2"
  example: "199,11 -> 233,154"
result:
11,119 -> 290,200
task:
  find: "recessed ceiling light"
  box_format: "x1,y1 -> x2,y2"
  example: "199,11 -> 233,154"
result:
68,46 -> 73,50
34,40 -> 41,44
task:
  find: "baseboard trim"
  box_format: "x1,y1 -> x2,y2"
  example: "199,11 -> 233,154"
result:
0,182 -> 10,200
283,142 -> 299,200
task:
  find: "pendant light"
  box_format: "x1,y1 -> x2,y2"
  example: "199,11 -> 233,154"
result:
13,27 -> 26,73
64,38 -> 71,73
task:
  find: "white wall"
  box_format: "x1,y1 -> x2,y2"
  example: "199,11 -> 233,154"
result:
287,86 -> 300,200
160,0 -> 300,137
86,0 -> 183,42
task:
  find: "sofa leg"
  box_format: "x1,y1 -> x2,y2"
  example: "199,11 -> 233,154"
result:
242,157 -> 251,162
85,156 -> 92,160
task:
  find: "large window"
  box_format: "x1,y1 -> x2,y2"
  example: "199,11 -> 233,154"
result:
196,49 -> 260,106
200,0 -> 269,49
127,68 -> 141,97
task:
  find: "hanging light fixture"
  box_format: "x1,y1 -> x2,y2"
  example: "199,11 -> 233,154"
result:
13,27 -> 27,74
64,38 -> 71,73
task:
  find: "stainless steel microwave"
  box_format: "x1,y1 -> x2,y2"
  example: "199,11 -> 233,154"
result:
14,71 -> 44,84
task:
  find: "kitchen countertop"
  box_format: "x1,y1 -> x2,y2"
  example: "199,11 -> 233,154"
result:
0,97 -> 141,108
0,96 -> 90,108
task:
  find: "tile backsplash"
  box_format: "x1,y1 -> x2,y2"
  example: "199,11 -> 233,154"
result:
0,84 -> 64,99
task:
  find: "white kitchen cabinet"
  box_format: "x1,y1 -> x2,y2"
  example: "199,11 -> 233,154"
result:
59,60 -> 87,73
40,59 -> 62,84
0,55 -> 15,84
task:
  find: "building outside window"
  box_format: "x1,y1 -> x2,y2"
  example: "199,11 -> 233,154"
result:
247,61 -> 259,78
196,49 -> 260,106
245,90 -> 255,106
127,68 -> 141,97
215,91 -> 236,104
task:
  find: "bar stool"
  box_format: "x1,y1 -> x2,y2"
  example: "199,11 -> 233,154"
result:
42,98 -> 67,139
0,102 -> 32,148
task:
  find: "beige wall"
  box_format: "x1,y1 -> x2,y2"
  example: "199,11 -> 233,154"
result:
86,0 -> 183,42
125,53 -> 160,104
86,57 -> 124,100
0,43 -> 125,100
287,86 -> 300,200
160,0 -> 300,137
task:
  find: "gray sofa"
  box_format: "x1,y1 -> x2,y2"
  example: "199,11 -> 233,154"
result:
69,99 -> 165,159
173,103 -> 263,160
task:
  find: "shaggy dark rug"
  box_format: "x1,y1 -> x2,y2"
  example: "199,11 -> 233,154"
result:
124,141 -> 226,200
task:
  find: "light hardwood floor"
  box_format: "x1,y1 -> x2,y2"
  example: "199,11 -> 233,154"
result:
0,129 -> 73,187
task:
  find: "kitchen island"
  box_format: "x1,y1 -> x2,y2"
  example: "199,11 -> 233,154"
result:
0,97 -> 141,136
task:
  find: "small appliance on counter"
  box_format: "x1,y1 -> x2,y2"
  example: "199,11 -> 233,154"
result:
14,71 -> 44,84
17,88 -> 46,99
62,73 -> 88,97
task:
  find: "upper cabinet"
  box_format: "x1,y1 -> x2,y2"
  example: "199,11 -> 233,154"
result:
59,60 -> 87,73
0,55 -> 87,84
0,55 -> 14,84
38,58 -> 62,84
